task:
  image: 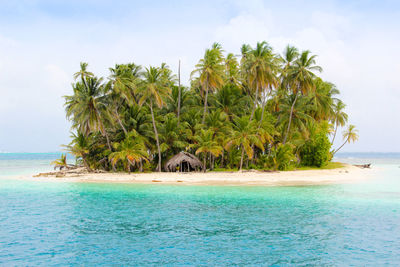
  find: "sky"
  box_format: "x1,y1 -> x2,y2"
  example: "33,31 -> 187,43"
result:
0,0 -> 399,153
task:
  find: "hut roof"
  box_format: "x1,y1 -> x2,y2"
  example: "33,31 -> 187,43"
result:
164,152 -> 204,172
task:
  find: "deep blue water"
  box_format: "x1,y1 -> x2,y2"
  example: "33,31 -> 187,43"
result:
0,153 -> 400,265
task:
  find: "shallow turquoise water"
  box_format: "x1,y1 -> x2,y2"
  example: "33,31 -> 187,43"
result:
1,153 -> 400,265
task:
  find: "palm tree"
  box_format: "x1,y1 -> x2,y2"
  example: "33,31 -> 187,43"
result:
181,106 -> 202,137
253,108 -> 276,140
64,76 -> 113,151
204,109 -> 228,131
138,66 -> 171,172
331,100 -> 348,144
240,44 -> 251,64
280,45 -> 299,91
177,59 -> 182,125
204,109 -> 230,168
282,50 -> 322,144
108,64 -> 140,107
225,116 -> 265,170
308,78 -> 339,121
63,131 -> 91,171
333,124 -> 358,155
62,41 -> 352,173
159,113 -> 190,157
240,43 -> 252,95
194,129 -> 223,172
213,85 -> 249,120
51,154 -> 69,170
73,62 -> 94,87
225,53 -> 240,86
125,104 -> 153,138
160,62 -> 177,86
242,41 -> 278,121
106,63 -> 143,136
105,91 -> 128,136
108,131 -> 148,172
191,45 -> 225,124
165,85 -> 194,117
278,94 -> 314,141
266,88 -> 285,113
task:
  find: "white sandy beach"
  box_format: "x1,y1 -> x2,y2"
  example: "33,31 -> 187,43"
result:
16,163 -> 374,186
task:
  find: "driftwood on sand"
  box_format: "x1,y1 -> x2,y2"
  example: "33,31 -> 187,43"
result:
53,164 -> 76,171
164,152 -> 204,172
34,167 -> 105,178
354,163 -> 371,169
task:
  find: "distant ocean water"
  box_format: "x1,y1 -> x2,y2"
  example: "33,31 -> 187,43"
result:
0,153 -> 69,177
0,153 -> 400,265
334,152 -> 400,165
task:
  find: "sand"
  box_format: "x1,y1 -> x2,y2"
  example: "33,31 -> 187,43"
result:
15,163 -> 374,186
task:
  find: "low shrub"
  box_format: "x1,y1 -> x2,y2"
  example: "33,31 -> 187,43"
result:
262,144 -> 296,171
300,132 -> 331,167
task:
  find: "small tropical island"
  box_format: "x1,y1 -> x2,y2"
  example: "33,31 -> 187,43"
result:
41,41 -> 362,184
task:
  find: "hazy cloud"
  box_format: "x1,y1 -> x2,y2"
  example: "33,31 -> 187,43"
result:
0,0 -> 399,152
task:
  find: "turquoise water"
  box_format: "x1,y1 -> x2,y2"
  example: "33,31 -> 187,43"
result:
1,153 -> 400,265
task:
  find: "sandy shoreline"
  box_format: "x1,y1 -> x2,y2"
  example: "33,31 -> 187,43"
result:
13,163 -> 374,186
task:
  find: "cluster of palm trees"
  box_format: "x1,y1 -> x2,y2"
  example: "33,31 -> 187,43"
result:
63,41 -> 358,172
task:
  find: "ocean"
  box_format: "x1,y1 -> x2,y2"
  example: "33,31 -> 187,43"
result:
0,153 -> 399,265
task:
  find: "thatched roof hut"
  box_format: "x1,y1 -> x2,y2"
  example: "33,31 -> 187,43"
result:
164,152 -> 204,172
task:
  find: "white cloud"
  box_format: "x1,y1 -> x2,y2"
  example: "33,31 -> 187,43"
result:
209,2 -> 400,152
0,1 -> 399,152
213,3 -> 273,51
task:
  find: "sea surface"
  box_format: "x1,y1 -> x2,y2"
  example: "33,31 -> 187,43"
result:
0,153 -> 400,265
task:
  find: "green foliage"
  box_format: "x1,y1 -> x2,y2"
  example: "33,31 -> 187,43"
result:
63,131 -> 91,170
275,144 -> 296,170
51,154 -> 69,170
194,129 -> 223,170
108,130 -> 148,172
263,144 -> 296,171
300,123 -> 332,167
62,42 -> 354,173
225,116 -> 266,170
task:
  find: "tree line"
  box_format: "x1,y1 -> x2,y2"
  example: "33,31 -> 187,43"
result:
61,41 -> 358,172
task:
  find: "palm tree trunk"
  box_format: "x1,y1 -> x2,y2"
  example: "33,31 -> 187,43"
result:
240,145 -> 245,171
106,133 -> 116,172
268,143 -> 272,156
177,59 -> 181,126
114,108 -> 128,136
95,106 -> 113,151
249,89 -> 268,165
82,155 -> 91,172
283,92 -> 299,144
331,122 -> 338,144
250,145 -> 255,165
260,89 -> 268,125
250,84 -> 259,120
104,131 -> 112,151
249,92 -> 266,166
203,155 -> 206,173
202,85 -> 209,124
333,138 -> 349,156
149,101 -> 162,172
220,150 -> 224,168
